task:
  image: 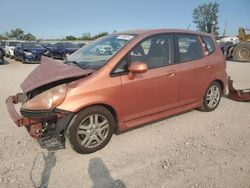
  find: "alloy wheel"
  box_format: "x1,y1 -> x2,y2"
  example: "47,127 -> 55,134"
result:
206,85 -> 220,108
76,114 -> 109,149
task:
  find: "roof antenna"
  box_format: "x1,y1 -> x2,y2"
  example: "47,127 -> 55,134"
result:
187,24 -> 191,30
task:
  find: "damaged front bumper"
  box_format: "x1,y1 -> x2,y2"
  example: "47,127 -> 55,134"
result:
228,77 -> 250,102
6,93 -> 74,150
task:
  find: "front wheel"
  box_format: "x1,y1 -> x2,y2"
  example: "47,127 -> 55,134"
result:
68,106 -> 115,154
200,82 -> 222,112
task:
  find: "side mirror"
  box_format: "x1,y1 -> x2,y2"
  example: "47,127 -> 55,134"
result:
128,62 -> 148,79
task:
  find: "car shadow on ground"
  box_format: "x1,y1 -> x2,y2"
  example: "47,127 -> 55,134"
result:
30,151 -> 57,188
88,157 -> 126,188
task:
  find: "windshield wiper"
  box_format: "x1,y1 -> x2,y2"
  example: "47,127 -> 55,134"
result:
64,60 -> 97,70
64,61 -> 83,68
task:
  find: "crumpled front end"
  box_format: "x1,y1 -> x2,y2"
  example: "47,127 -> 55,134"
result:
6,93 -> 74,150
5,57 -> 94,150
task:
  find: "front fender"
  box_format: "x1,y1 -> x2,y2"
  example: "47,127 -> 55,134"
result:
57,94 -> 123,124
56,71 -> 123,123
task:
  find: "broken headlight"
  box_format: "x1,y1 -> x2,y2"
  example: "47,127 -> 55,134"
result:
22,84 -> 67,110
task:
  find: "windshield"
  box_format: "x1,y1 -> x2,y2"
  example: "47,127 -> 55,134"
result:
67,34 -> 135,70
23,42 -> 43,48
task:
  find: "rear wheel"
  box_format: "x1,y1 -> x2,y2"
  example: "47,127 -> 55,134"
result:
233,42 -> 250,62
200,82 -> 222,112
68,106 -> 115,154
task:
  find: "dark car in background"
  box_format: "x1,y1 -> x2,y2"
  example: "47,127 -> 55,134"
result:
0,41 -> 6,56
39,42 -> 53,57
0,43 -> 4,64
48,42 -> 80,60
14,42 -> 47,63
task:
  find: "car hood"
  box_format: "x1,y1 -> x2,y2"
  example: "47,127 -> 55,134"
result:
21,56 -> 95,93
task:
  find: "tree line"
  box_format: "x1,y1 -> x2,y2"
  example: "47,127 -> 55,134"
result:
64,32 -> 109,41
0,28 -> 109,41
0,28 -> 36,41
192,1 -> 220,36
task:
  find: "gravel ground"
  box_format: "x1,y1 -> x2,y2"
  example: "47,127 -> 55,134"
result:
0,58 -> 250,188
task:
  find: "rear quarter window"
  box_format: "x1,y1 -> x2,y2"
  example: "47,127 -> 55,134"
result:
201,36 -> 215,54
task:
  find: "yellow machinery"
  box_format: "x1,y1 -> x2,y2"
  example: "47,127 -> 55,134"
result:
238,28 -> 250,42
232,28 -> 250,62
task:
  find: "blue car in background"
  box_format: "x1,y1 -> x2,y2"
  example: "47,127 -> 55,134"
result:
49,42 -> 80,60
14,42 -> 47,63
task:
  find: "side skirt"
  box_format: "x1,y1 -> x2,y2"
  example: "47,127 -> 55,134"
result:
117,101 -> 202,132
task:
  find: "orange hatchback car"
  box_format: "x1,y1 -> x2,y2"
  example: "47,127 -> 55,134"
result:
6,29 -> 227,153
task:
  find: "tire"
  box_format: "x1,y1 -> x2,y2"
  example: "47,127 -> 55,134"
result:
233,42 -> 250,62
200,81 -> 222,112
68,106 -> 115,154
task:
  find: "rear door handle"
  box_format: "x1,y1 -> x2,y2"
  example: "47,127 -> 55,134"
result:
196,65 -> 211,71
165,72 -> 175,77
205,65 -> 211,69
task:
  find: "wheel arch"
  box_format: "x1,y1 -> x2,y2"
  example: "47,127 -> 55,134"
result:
75,103 -> 120,132
214,79 -> 224,92
204,79 -> 225,96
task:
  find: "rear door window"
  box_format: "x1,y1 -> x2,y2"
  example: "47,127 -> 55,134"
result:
201,36 -> 215,54
175,34 -> 203,62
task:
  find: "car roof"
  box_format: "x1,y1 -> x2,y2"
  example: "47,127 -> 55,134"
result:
119,28 -> 212,37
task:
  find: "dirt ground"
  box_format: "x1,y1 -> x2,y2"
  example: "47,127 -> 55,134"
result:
0,58 -> 250,188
